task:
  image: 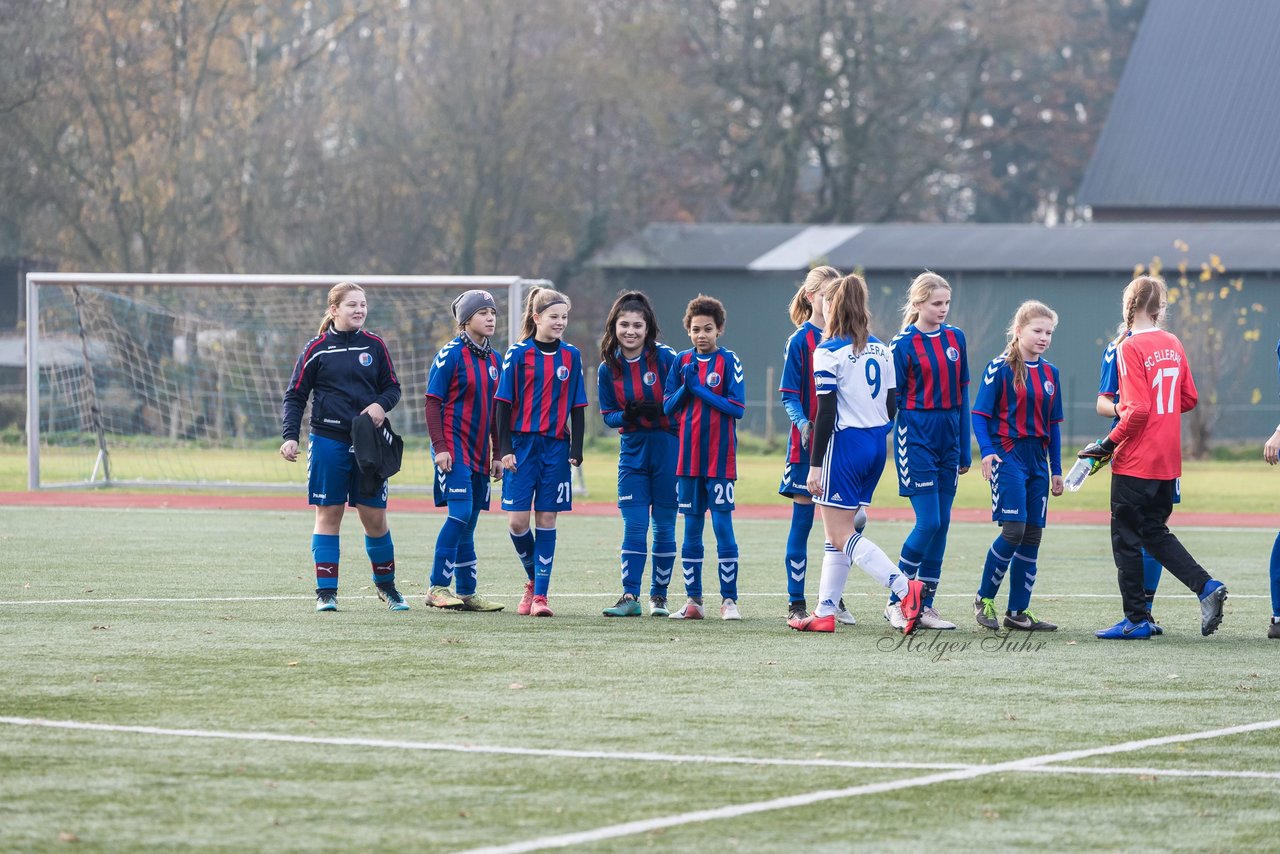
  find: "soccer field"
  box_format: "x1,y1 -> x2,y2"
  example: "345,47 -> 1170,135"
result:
2,506 -> 1278,851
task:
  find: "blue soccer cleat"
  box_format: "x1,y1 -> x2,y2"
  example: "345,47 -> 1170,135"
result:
315,592 -> 338,612
1095,618 -> 1152,640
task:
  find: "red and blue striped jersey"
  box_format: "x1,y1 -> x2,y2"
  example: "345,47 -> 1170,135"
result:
598,344 -> 678,435
425,335 -> 501,474
664,346 -> 745,479
891,324 -> 969,410
972,356 -> 1063,452
496,339 -> 588,440
779,321 -> 822,464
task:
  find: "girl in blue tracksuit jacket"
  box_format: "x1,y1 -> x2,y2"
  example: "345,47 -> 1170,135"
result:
280,281 -> 406,613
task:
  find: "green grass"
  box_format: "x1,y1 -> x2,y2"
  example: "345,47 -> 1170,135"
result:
4,445 -> 1278,514
2,507 -> 1278,850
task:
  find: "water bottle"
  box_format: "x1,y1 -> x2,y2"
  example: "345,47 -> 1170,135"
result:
1063,457 -> 1092,492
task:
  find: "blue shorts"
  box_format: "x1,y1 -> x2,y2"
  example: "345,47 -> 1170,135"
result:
989,439 -> 1049,527
1173,477 -> 1182,505
778,452 -> 811,498
816,426 -> 887,509
618,432 -> 678,509
894,408 -> 961,496
434,466 -> 492,510
677,476 -> 736,515
501,433 -> 572,513
306,433 -> 387,508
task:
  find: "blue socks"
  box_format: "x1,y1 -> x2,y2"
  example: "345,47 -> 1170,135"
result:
1141,548 -> 1162,612
312,531 -> 395,593
510,528 -> 536,581
620,504 -> 649,597
681,514 -> 706,599
533,527 -> 556,596
895,491 -> 953,607
920,491 -> 954,608
312,533 -> 340,593
1271,532 -> 1280,619
431,506 -> 468,587
365,532 -> 395,587
651,505 -> 677,598
711,511 -> 739,600
978,535 -> 1015,600
433,498 -> 483,595
1006,542 -> 1040,613
454,501 -> 483,596
785,502 -> 815,603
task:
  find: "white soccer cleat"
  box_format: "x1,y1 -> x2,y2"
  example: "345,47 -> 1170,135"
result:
917,606 -> 957,630
668,599 -> 705,620
883,602 -> 907,630
720,599 -> 742,621
834,598 -> 857,626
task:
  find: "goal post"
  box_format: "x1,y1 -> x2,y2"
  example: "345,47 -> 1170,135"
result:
25,272 -> 549,491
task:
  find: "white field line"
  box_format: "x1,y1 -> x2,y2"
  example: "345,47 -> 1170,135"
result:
1027,764 -> 1280,781
456,718 -> 1280,854
3,717 -> 1277,785
0,717 -> 966,772
0,592 -> 1268,606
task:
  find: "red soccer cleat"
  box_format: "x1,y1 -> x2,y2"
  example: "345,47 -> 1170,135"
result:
517,580 -> 535,616
899,579 -> 925,635
788,613 -> 835,633
529,595 -> 554,617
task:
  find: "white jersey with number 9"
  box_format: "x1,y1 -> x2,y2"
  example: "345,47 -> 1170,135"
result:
813,336 -> 895,430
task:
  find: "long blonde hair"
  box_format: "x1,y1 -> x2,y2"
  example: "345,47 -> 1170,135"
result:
1114,275 -> 1167,345
900,271 -> 951,331
1003,300 -> 1058,389
824,273 -> 873,351
520,286 -> 572,341
789,265 -> 842,327
318,281 -> 365,335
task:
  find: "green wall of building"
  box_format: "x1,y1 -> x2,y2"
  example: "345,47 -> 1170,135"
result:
605,268 -> 1279,446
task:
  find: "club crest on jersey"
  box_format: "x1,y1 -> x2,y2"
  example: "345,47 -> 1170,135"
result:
643,371 -> 657,386
946,346 -> 960,362
556,365 -> 570,381
1043,379 -> 1055,396
358,352 -> 373,366
489,365 -> 499,381
706,371 -> 721,388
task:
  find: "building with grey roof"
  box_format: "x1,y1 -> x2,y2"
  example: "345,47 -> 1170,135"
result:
592,222 -> 1279,443
1079,0 -> 1280,221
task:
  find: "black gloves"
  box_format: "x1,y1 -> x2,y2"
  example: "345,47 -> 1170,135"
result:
1075,437 -> 1116,471
624,400 -> 663,423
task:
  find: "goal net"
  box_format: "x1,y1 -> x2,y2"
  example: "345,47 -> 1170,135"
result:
25,273 -> 543,490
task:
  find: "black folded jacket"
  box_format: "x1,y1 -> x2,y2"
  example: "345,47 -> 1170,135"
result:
351,413 -> 404,499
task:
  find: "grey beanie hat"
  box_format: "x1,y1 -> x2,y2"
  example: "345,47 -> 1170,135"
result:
452,289 -> 497,325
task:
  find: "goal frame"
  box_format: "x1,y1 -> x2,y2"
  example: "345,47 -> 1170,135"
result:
25,272 -> 549,490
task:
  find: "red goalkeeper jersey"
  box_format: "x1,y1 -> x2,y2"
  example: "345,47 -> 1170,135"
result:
1107,327 -> 1197,480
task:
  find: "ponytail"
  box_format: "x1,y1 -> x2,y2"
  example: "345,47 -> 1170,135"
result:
318,281 -> 365,335
1114,275 -> 1167,346
824,273 -> 873,351
789,265 -> 842,327
520,286 -> 572,341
